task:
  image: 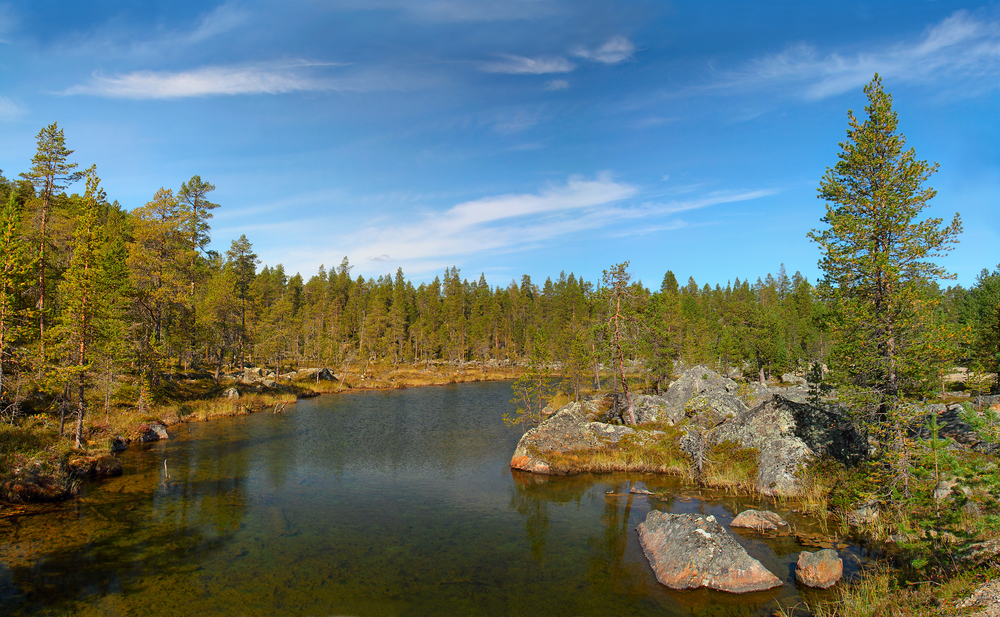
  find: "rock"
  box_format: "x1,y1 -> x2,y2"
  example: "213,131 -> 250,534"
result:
708,395 -> 867,496
685,392 -> 748,427
781,373 -> 808,386
632,394 -> 669,423
222,387 -> 240,399
139,422 -> 169,443
294,367 -> 338,381
848,503 -> 879,526
510,404 -> 601,474
95,455 -> 123,478
637,511 -> 782,593
730,509 -> 788,531
109,436 -> 129,452
795,549 -> 843,589
658,366 -> 741,425
510,402 -> 642,474
67,454 -> 122,479
262,379 -> 277,388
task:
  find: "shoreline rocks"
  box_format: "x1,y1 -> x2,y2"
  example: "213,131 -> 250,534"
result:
795,549 -> 843,588
731,509 -> 789,531
637,511 -> 782,593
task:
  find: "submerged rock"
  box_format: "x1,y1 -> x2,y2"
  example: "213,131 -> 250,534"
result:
637,511 -> 782,593
730,509 -> 789,531
795,549 -> 843,589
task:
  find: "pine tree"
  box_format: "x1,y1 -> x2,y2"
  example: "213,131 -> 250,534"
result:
56,168 -> 104,447
226,234 -> 259,369
809,75 -> 962,496
809,74 -> 962,413
19,123 -> 83,362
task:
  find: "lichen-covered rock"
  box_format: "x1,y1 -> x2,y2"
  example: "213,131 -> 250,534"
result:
730,509 -> 789,531
659,366 -> 740,424
510,404 -> 602,474
637,511 -> 782,593
223,386 -> 240,399
708,396 -> 866,496
795,549 -> 843,589
685,392 -> 748,427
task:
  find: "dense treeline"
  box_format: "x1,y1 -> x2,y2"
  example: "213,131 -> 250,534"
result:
0,123 -> 996,434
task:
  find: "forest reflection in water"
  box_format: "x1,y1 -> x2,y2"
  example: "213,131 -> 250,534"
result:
0,381 -> 861,616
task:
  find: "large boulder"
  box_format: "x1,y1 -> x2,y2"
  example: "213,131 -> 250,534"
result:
658,366 -> 741,425
795,549 -> 843,589
685,392 -> 748,427
632,394 -> 670,424
510,403 -> 638,474
706,396 -> 866,496
637,511 -> 782,593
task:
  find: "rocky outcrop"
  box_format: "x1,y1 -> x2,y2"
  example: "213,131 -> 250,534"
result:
510,404 -> 604,474
730,509 -> 789,531
704,395 -> 866,496
659,366 -> 740,424
510,403 -> 651,474
637,511 -> 782,593
795,549 -> 843,588
685,392 -> 748,427
223,387 -> 240,399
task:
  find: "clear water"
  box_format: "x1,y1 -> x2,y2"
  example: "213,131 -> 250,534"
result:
0,381 -> 861,616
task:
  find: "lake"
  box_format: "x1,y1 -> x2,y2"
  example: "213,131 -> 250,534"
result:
0,381 -> 862,616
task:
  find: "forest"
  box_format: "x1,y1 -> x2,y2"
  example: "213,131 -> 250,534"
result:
0,122 -> 998,436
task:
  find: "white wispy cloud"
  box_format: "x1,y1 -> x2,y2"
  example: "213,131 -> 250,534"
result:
728,10 -> 1000,100
186,2 -> 249,43
57,60 -> 427,99
545,79 -> 569,90
480,54 -> 575,74
574,36 -> 636,64
63,63 -> 328,98
0,95 -> 21,120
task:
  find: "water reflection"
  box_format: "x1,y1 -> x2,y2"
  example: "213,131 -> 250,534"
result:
1,382 -> 860,616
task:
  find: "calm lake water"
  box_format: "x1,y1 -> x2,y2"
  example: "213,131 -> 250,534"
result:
0,381 -> 863,616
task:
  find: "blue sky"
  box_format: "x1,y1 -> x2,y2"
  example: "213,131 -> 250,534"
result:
0,1 -> 997,290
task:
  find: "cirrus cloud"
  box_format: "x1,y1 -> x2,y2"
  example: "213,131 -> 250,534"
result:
479,54 -> 575,74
